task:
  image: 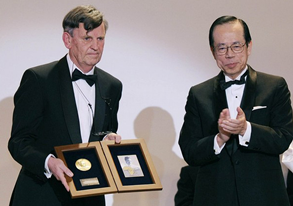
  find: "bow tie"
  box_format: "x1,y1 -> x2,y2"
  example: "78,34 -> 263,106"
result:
72,69 -> 97,86
220,70 -> 248,90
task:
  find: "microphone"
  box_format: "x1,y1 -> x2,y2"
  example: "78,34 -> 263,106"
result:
104,98 -> 112,110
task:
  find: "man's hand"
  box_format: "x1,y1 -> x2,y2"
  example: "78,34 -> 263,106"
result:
48,157 -> 73,192
103,133 -> 121,143
219,107 -> 247,136
217,108 -> 231,147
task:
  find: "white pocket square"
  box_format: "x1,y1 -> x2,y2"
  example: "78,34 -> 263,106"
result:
252,106 -> 267,111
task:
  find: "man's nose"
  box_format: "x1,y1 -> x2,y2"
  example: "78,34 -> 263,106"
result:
225,47 -> 235,57
91,39 -> 100,50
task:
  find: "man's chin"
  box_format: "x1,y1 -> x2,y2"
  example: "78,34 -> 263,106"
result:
86,59 -> 101,67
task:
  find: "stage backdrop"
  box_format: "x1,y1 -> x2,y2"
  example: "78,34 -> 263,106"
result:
1,0 -> 293,205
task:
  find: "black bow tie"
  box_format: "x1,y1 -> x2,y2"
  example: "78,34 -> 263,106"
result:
72,69 -> 97,86
220,70 -> 248,90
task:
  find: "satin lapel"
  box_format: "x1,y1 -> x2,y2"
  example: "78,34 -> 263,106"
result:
58,57 -> 82,143
240,66 -> 257,121
213,71 -> 228,121
92,67 -> 106,134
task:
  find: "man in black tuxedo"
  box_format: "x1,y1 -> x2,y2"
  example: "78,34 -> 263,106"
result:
179,16 -> 293,206
8,5 -> 122,206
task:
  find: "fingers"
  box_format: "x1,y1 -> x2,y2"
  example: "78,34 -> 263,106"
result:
220,114 -> 247,135
60,176 -> 70,192
219,109 -> 230,120
236,107 -> 245,119
48,157 -> 73,192
218,107 -> 246,135
221,121 -> 241,134
218,109 -> 232,143
104,133 -> 121,144
58,164 -> 73,192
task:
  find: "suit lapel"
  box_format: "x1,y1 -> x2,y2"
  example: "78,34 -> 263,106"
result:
240,65 -> 257,121
213,71 -> 228,121
92,67 -> 107,136
58,57 -> 82,144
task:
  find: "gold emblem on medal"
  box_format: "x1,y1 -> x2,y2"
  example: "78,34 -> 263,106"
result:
75,158 -> 92,171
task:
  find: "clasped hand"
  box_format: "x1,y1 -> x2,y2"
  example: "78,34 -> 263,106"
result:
217,107 -> 247,147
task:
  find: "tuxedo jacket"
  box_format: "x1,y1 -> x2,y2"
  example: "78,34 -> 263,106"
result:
179,65 -> 293,206
174,166 -> 199,206
287,170 -> 293,206
8,56 -> 122,206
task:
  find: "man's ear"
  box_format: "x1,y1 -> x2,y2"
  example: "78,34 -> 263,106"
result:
210,47 -> 216,60
62,32 -> 72,49
247,40 -> 252,56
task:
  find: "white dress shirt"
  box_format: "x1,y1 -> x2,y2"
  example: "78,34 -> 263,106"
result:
67,55 -> 96,143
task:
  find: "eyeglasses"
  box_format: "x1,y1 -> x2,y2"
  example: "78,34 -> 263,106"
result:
214,42 -> 246,55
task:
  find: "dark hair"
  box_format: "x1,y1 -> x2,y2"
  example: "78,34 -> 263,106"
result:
209,16 -> 251,49
62,5 -> 108,36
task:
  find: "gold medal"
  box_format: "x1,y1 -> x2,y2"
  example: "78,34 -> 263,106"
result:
75,158 -> 92,171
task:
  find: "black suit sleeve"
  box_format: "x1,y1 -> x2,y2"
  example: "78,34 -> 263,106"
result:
108,79 -> 122,133
8,69 -> 48,180
248,77 -> 293,154
179,86 -> 219,166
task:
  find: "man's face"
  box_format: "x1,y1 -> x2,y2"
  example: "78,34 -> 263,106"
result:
63,22 -> 106,73
211,21 -> 252,79
125,158 -> 131,165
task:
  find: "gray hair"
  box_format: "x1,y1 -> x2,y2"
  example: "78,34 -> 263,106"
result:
62,5 -> 108,36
